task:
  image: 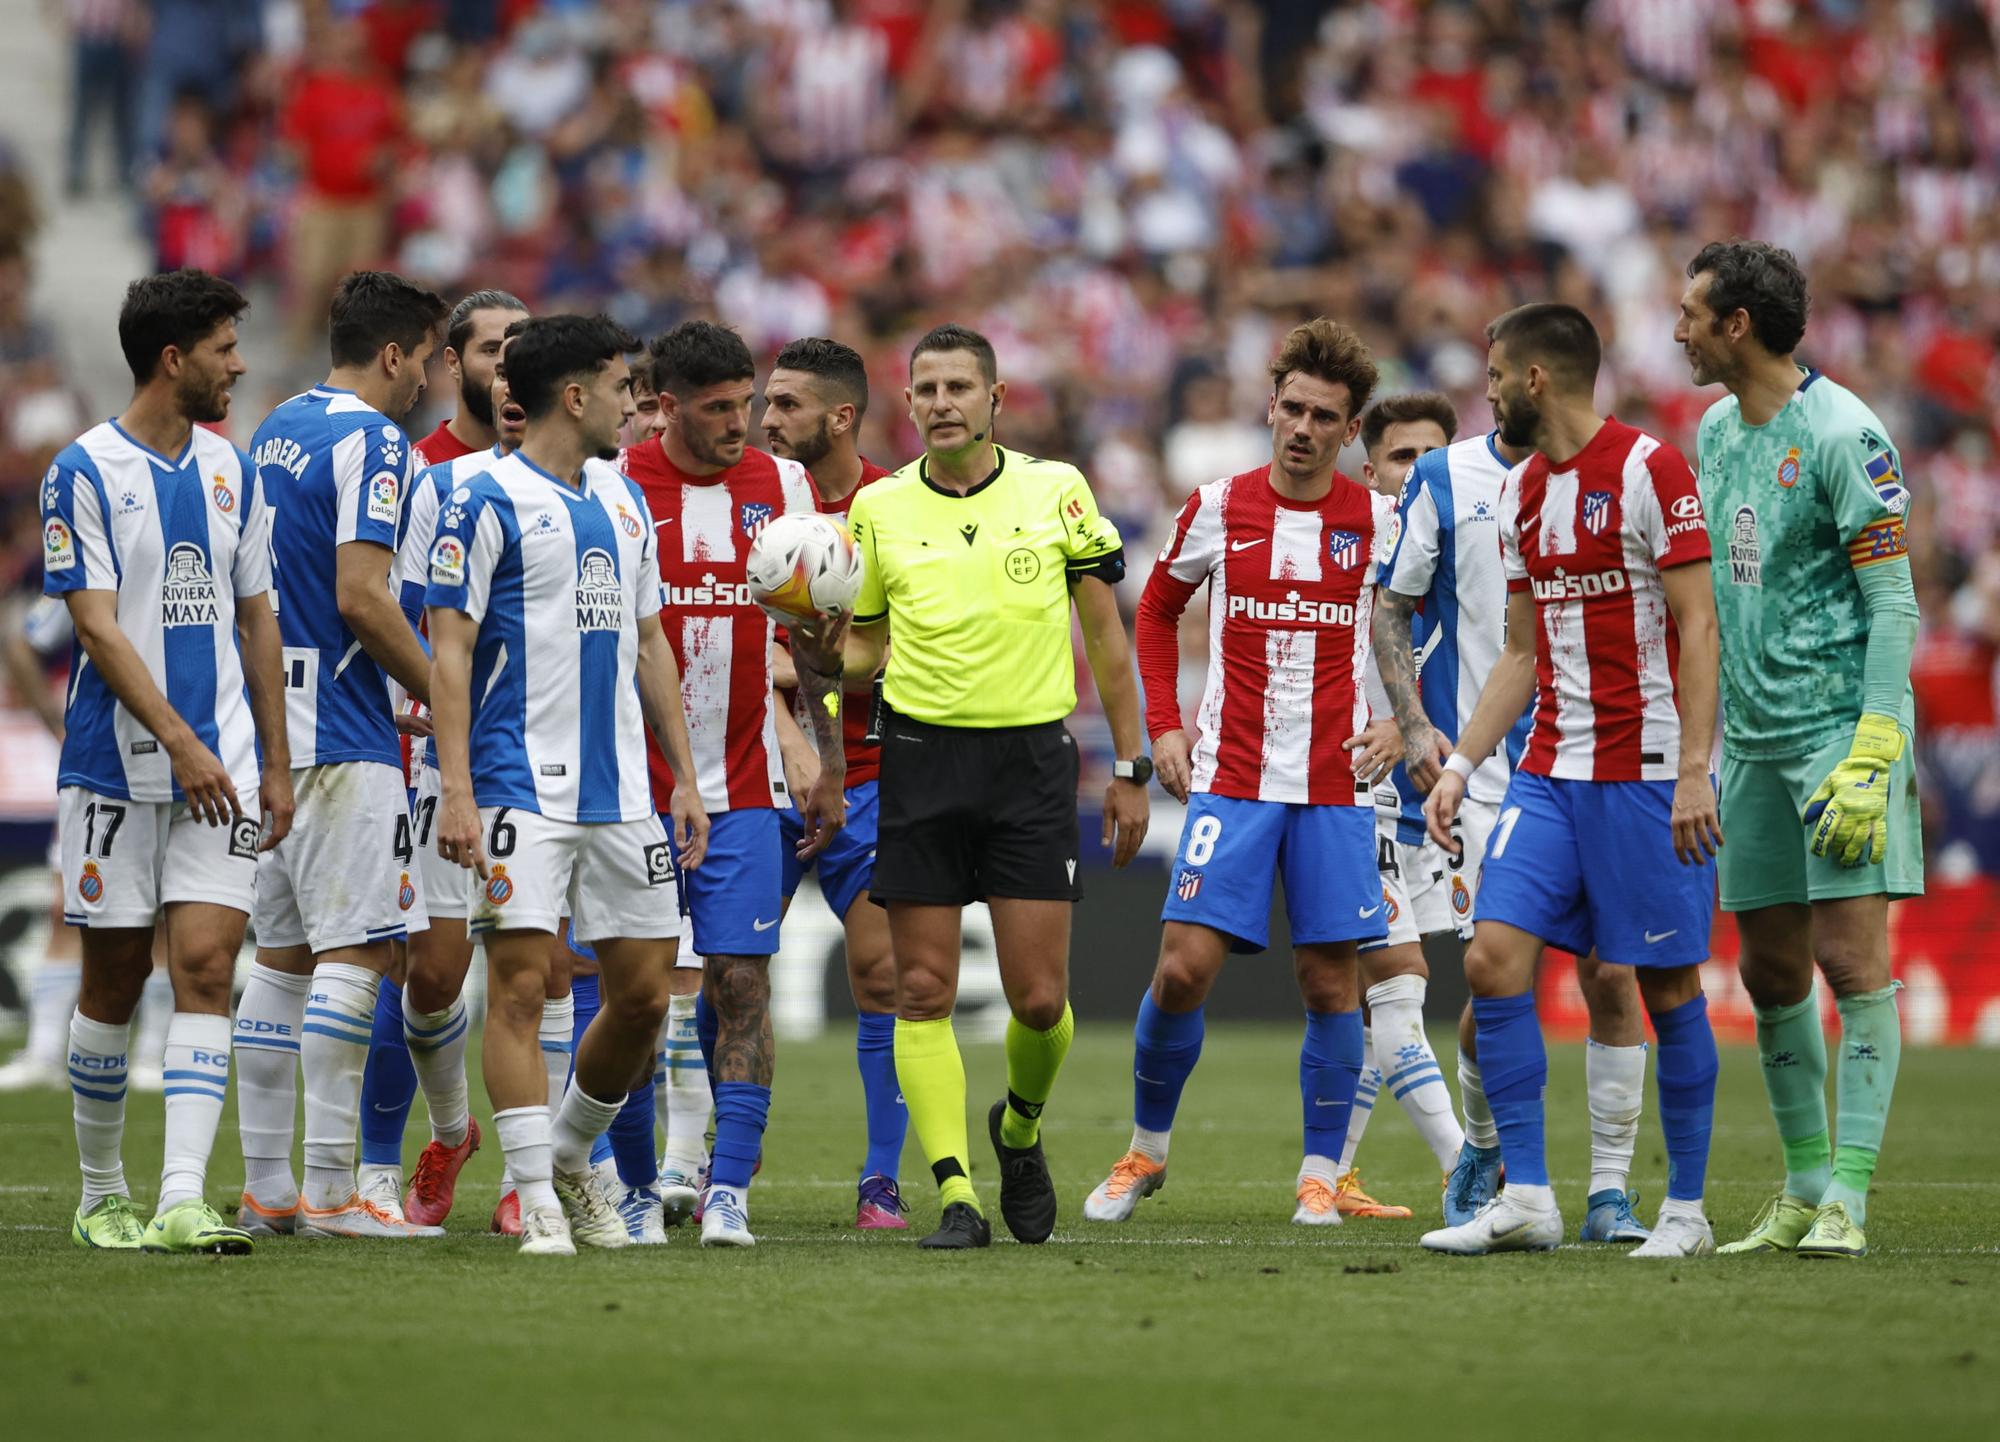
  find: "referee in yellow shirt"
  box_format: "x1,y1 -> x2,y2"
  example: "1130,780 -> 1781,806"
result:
796,323 -> 1150,1249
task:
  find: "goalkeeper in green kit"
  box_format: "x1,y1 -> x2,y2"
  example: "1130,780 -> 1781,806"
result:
1675,241 -> 1922,1260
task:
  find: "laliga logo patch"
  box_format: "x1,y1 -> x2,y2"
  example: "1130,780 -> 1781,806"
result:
430,535 -> 466,586
485,865 -> 513,905
1776,447 -> 1801,489
77,861 -> 104,904
617,504 -> 642,539
367,471 -> 400,525
43,517 -> 75,572
1327,529 -> 1361,569
1064,497 -> 1086,522
399,871 -> 416,911
739,501 -> 775,537
1581,490 -> 1613,536
1451,874 -> 1471,916
212,475 -> 235,512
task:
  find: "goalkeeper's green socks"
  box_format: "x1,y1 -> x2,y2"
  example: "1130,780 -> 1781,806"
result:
894,1017 -> 979,1212
1754,994 -> 1833,1204
1823,984 -> 1902,1227
1000,1003 -> 1074,1149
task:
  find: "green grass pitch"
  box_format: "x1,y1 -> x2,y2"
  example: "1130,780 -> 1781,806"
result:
1,1024 -> 1994,1440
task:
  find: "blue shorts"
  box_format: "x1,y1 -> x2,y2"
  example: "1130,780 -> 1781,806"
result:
1474,770 -> 1714,969
780,779 -> 879,921
1161,793 -> 1384,954
681,807 -> 784,957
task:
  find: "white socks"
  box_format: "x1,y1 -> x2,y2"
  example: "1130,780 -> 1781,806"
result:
539,994 -> 574,1107
1336,1028 -> 1378,1176
234,963 -> 308,1206
301,962 -> 377,1209
157,1012 -> 230,1211
659,992 -> 710,1172
1458,1050 -> 1498,1149
29,962 -> 81,1066
1129,1124 -> 1170,1165
402,992 -> 471,1147
1299,1154 -> 1340,1187
1368,976 -> 1464,1170
1586,1039 -> 1647,1196
134,967 -> 173,1072
495,1105 -> 556,1216
69,1011 -> 131,1211
1506,1181 -> 1557,1213
552,1086 -> 623,1174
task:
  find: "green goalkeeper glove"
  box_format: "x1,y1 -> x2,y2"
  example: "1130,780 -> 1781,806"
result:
1802,712 -> 1905,867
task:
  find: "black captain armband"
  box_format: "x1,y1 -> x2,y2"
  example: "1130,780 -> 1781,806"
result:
1065,547 -> 1126,585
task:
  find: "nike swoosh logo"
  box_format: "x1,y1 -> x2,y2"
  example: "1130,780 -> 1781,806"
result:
752,918 -> 777,932
1229,538 -> 1266,552
1645,929 -> 1677,943
1134,1072 -> 1163,1085
1312,1098 -> 1343,1107
372,1102 -> 403,1114
655,518 -> 674,531
1357,904 -> 1381,918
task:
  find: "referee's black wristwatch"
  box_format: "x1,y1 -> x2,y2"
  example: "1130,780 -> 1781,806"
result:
1112,756 -> 1153,786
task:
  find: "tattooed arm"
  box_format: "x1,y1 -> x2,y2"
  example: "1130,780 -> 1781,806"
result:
1372,586 -> 1447,793
791,648 -> 848,860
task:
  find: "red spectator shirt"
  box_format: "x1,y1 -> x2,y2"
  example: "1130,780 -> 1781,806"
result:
1498,419 -> 1710,782
283,68 -> 400,201
621,441 -> 818,813
1138,465 -> 1397,806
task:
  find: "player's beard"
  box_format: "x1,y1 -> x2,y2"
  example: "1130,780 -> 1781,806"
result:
460,368 -> 495,428
1495,392 -> 1541,450
179,370 -> 231,424
781,416 -> 835,470
688,426 -> 746,469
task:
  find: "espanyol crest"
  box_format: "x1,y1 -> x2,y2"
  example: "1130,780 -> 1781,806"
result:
1581,490 -> 1612,536
739,502 -> 775,537
1327,529 -> 1362,569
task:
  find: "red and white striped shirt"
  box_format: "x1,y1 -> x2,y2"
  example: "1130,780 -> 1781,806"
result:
1138,466 -> 1398,806
1500,419 -> 1710,782
622,441 -> 818,813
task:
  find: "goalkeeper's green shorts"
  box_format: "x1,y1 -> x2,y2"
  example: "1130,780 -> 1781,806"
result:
1717,736 -> 1926,912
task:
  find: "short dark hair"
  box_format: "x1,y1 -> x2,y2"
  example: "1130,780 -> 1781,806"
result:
118,268 -> 249,383
1687,239 -> 1810,356
505,314 -> 641,419
445,288 -> 528,356
772,336 -> 870,417
909,323 -> 997,385
328,270 -> 448,369
647,320 -> 754,398
1360,391 -> 1460,455
1268,317 -> 1378,415
1485,303 -> 1601,390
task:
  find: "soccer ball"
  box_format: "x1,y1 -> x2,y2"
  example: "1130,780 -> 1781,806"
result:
746,512 -> 864,620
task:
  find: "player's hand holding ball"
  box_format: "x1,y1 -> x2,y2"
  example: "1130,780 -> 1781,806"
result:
748,512 -> 864,629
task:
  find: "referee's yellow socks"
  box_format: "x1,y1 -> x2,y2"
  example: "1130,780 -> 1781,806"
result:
1000,1002 -> 1075,1149
893,1017 -> 978,1211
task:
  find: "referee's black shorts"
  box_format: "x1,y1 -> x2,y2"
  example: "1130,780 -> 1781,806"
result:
871,711 -> 1082,906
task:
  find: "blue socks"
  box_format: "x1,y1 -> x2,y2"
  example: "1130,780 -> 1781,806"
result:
856,1010 -> 906,1180
609,1079 -> 658,1188
358,976 -> 416,1169
1470,993 -> 1549,1187
567,976 -> 615,1168
1650,994 -> 1719,1203
695,988 -> 718,1081
711,1081 -> 769,1190
1299,1007 -> 1364,1162
1133,993 -> 1205,1134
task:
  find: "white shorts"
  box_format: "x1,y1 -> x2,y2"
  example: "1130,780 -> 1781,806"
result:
469,805 -> 682,943
410,764 -> 467,921
254,761 -> 428,952
1363,797 -> 1498,952
59,784 -> 262,928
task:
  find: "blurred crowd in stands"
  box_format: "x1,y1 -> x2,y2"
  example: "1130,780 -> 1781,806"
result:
1,0 -> 1996,869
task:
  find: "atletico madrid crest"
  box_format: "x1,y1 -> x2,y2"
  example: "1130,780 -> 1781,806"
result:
1327,529 -> 1361,569
739,502 -> 775,537
1581,490 -> 1612,536
1175,868 -> 1203,901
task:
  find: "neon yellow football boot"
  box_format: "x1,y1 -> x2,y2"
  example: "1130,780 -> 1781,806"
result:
71,1195 -> 147,1250
1795,1200 -> 1868,1260
1717,1193 -> 1817,1255
142,1198 -> 255,1255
